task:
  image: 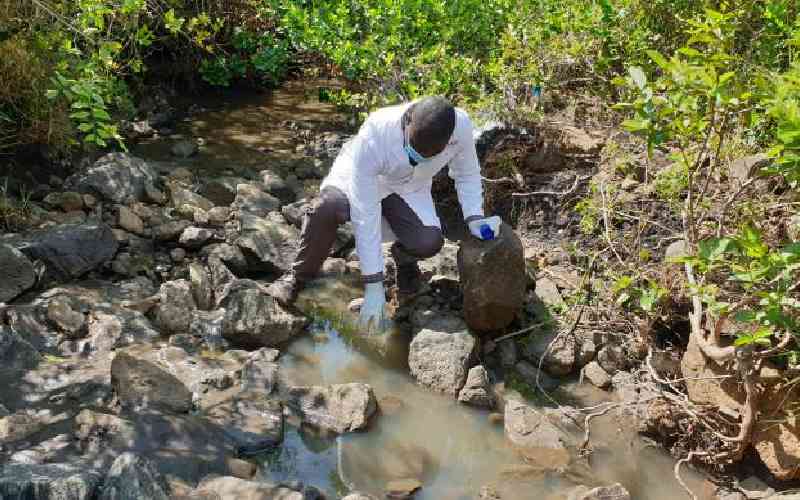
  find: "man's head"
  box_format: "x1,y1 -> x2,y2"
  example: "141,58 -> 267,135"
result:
404,96 -> 455,159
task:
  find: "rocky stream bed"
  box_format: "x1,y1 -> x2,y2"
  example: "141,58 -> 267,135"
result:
0,82 -> 790,500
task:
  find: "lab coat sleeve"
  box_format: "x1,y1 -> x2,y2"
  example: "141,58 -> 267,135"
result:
348,119 -> 386,282
448,113 -> 484,221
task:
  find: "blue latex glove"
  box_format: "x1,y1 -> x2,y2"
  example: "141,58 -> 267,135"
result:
358,282 -> 386,333
468,216 -> 502,240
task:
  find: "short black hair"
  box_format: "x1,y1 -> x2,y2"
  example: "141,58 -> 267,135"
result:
406,96 -> 455,156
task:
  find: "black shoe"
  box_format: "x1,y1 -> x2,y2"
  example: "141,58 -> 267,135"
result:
267,272 -> 304,306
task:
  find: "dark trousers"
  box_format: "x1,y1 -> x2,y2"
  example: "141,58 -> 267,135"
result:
293,187 -> 444,282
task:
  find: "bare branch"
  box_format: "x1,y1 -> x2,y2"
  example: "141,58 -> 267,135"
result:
511,174 -> 588,198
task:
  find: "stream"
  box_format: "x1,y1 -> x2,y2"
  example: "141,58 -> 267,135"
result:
131,81 -> 707,499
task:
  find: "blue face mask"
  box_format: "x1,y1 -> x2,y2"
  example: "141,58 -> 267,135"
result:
403,127 -> 435,166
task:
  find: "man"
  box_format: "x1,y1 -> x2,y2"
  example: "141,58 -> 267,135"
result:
268,96 -> 500,330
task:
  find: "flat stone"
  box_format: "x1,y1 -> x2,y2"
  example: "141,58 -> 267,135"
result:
44,191 -> 85,212
286,383 -> 377,433
64,153 -> 159,204
504,399 -> 574,468
179,227 -> 217,249
99,453 -> 171,500
583,361 -> 612,389
118,205 -> 145,235
232,183 -> 281,217
111,349 -> 194,414
192,476 -> 302,500
156,279 -> 196,334
205,392 -> 284,455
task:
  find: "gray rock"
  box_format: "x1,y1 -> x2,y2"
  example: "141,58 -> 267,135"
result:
200,176 -> 247,206
409,329 -> 476,397
260,170 -> 296,204
189,263 -> 214,310
0,410 -> 48,443
321,257 -> 347,275
504,399 -> 574,467
117,206 -> 144,235
69,306 -> 159,356
156,280 -> 196,334
202,243 -> 248,275
597,344 -> 627,376
458,366 -> 495,408
208,257 -> 237,298
170,248 -> 186,263
0,463 -> 103,500
0,325 -> 42,374
410,310 -> 467,334
170,185 -> 214,212
241,348 -> 280,394
111,349 -> 194,414
64,153 -> 159,204
730,153 -> 770,183
665,239 -> 690,260
9,434 -> 72,465
535,277 -> 564,308
99,453 -> 171,500
458,225 -> 526,333
235,213 -> 299,273
576,333 -> 597,368
206,206 -> 231,226
44,191 -> 85,212
498,339 -> 518,367
171,139 -> 198,158
0,404 -> 8,417
342,493 -> 380,500
287,383 -> 377,433
8,222 -> 118,283
523,330 -> 577,376
193,477 -> 302,500
47,296 -> 86,338
583,361 -> 612,389
0,244 -> 36,302
179,226 -> 217,249
419,241 -> 459,280
788,215 -> 800,242
205,392 -> 284,455
281,199 -> 309,227
567,483 -> 631,500
154,219 -> 191,242
232,183 -> 281,217
218,279 -> 308,348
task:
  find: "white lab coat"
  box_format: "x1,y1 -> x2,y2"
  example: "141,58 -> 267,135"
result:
321,102 -> 484,279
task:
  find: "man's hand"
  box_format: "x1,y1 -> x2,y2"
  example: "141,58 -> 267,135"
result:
358,282 -> 387,334
468,215 -> 502,240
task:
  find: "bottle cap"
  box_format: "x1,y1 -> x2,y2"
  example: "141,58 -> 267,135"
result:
480,224 -> 495,240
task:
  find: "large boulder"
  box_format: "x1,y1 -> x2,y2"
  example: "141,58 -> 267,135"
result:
286,383 -> 377,433
0,463 -> 103,500
232,183 -> 281,217
504,399 -> 574,468
98,453 -> 171,500
0,244 -> 36,302
458,225 -> 526,333
8,222 -> 118,283
111,349 -> 194,414
235,213 -> 299,273
64,153 -> 159,203
218,279 -> 308,348
156,280 -> 196,334
170,185 -> 214,212
260,170 -> 296,205
201,176 -> 247,206
408,329 -> 476,397
204,391 -> 284,455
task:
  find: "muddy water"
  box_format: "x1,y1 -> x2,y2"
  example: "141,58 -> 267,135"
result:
133,81 -> 706,498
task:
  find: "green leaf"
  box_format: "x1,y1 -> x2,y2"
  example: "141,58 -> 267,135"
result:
92,109 -> 111,121
646,50 -> 669,70
629,66 -> 647,90
70,111 -> 90,120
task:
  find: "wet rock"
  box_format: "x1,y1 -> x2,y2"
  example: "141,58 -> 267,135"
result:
205,392 -> 284,455
583,361 -> 612,389
44,191 -> 85,212
408,329 -> 476,397
179,226 -> 217,249
260,170 -> 296,204
597,344 -> 627,375
218,279 -> 308,348
515,360 -> 560,392
8,222 -> 118,283
522,329 -> 577,376
0,244 -> 36,302
64,153 -> 159,204
192,476 -> 303,500
0,463 -> 103,500
534,276 -> 564,308
154,219 -> 191,242
287,383 -> 377,433
201,176 -> 245,206
232,183 -> 281,217
99,453 -> 171,500
156,279 -> 196,334
458,365 -> 495,408
47,296 -> 86,338
171,139 -> 198,158
567,483 -> 631,500
458,226 -> 526,333
241,348 -> 280,394
170,185 -> 214,212
342,494 -> 379,500
202,243 -> 248,275
504,399 -> 574,467
235,213 -> 299,273
385,478 -> 422,499
117,205 -> 145,235
111,349 -> 194,414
